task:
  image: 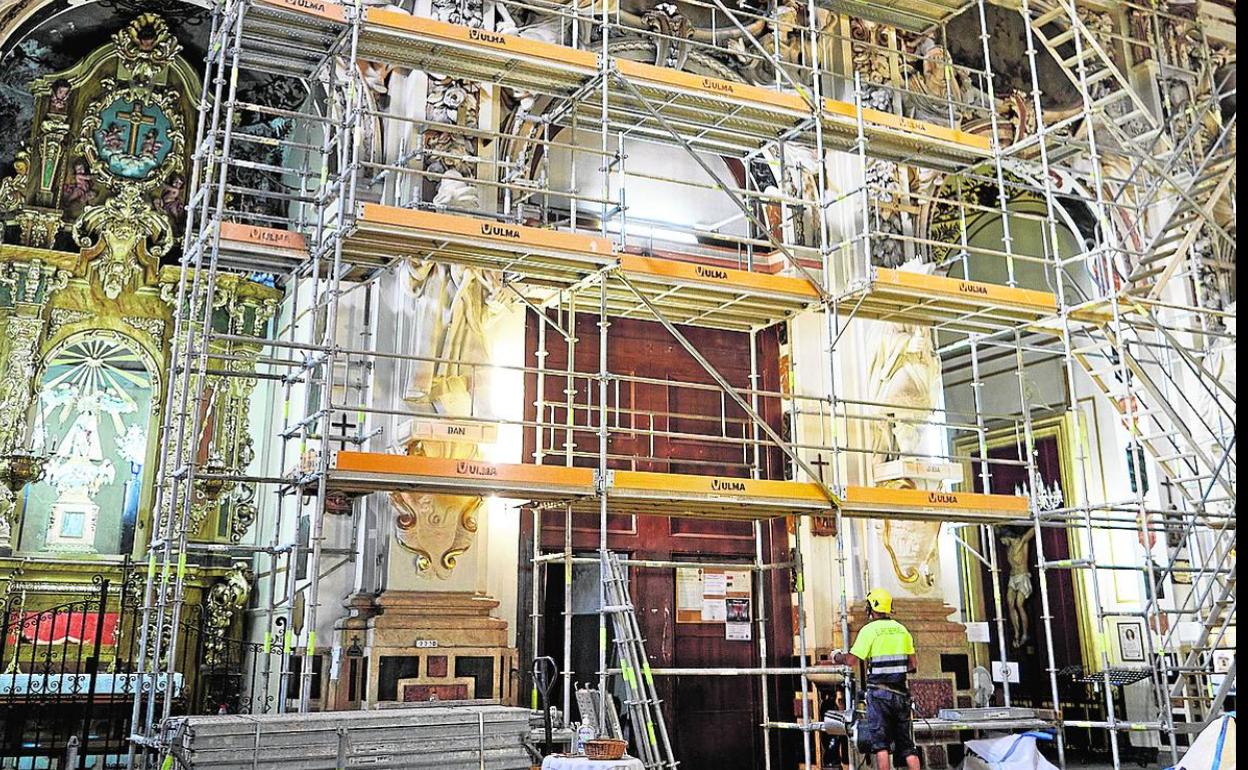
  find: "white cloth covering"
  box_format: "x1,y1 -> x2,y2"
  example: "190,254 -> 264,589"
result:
542,755 -> 645,770
1171,715 -> 1236,770
963,733 -> 1060,770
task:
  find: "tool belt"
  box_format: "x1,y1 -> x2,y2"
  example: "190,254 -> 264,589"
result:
866,683 -> 910,697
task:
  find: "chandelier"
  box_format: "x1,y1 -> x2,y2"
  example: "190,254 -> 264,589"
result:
1014,479 -> 1064,511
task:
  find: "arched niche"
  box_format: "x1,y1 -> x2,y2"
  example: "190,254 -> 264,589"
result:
925,165 -> 1098,302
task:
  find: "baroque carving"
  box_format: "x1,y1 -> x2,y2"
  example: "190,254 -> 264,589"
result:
0,315 -> 47,548
392,261 -> 505,579
0,149 -> 30,213
123,315 -> 167,341
48,308 -> 95,339
73,186 -> 175,299
112,13 -> 182,87
2,14 -> 192,293
644,4 -> 695,70
204,564 -> 253,666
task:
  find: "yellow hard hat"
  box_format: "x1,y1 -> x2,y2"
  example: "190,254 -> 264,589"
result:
866,588 -> 893,615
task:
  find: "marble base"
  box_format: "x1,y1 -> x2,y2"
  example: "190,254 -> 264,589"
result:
331,591 -> 517,710
871,459 -> 963,483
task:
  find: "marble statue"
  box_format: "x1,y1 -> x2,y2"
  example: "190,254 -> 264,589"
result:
864,262 -> 944,593
1001,526 -> 1036,648
391,260 -> 506,578
903,37 -> 964,125
864,304 -> 941,458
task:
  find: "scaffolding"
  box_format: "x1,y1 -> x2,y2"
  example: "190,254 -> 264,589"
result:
128,0 -> 1235,767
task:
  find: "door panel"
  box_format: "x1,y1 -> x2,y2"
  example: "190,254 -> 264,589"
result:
521,311 -> 792,768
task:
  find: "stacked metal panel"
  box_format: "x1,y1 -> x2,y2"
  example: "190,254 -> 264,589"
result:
162,704 -> 534,769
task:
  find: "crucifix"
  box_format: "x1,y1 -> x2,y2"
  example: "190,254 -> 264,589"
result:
117,102 -> 156,155
330,412 -> 358,450
810,453 -> 829,482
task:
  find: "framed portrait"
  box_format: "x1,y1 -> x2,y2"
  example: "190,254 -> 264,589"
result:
1117,620 -> 1146,662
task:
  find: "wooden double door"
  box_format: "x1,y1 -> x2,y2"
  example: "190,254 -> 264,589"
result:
518,312 -> 799,769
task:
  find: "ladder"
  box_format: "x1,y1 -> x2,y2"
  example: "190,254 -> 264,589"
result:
1069,309 -> 1236,740
1024,0 -> 1167,150
601,552 -> 679,770
1023,0 -> 1236,283
1069,316 -> 1235,507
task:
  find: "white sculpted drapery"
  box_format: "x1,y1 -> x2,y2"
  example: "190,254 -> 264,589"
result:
864,263 -> 944,592
392,261 -> 505,579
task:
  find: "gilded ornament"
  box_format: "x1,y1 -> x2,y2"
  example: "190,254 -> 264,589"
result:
0,150 -> 31,212
204,564 -> 253,666
72,186 -> 173,299
112,14 -> 183,87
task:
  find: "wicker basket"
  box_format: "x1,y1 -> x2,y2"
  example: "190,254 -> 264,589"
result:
584,738 -> 628,760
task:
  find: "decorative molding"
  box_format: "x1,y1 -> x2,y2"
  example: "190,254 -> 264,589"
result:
122,315 -> 166,341
47,308 -> 93,338
204,564 -> 253,666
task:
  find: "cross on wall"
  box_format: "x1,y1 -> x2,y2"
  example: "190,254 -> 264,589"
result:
116,102 -> 156,155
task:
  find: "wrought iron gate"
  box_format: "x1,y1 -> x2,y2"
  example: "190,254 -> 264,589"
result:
1,564 -> 280,768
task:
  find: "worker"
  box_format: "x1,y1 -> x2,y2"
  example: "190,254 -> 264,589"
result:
832,588 -> 920,770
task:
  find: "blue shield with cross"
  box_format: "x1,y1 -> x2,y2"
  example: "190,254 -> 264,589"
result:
93,96 -> 173,180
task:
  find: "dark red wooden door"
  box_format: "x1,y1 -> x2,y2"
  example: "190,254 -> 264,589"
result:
520,311 -> 793,770
972,435 -> 1084,705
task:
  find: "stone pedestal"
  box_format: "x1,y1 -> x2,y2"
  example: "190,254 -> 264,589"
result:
335,591 -> 517,709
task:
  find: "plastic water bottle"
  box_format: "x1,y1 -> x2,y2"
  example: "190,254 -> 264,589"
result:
576,723 -> 596,753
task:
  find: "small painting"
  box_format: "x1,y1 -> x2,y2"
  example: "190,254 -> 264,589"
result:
1117,619 -> 1146,662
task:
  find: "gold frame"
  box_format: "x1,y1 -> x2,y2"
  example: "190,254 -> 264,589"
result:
953,411 -> 1100,674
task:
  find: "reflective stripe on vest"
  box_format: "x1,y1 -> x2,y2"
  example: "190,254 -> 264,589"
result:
868,653 -> 909,675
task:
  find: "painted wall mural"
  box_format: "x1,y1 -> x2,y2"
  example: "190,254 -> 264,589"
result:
22,332 -> 154,554
0,10 -> 280,562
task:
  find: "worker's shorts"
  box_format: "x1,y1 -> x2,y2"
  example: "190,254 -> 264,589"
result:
857,688 -> 919,761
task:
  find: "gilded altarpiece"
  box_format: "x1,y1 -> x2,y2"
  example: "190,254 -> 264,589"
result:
0,15 -> 277,672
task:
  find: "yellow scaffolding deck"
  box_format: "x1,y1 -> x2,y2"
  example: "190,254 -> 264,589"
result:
339,205 -> 818,330
837,267 -> 1060,333
327,452 -> 596,499
243,0 -> 990,165
217,208 -> 1053,336
326,452 -> 1029,523
839,485 -> 1031,523
338,204 -> 617,283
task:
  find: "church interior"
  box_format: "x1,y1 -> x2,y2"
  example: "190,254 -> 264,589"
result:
0,0 -> 1235,767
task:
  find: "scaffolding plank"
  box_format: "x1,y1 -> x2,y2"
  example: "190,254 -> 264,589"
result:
820,99 -> 992,167
341,207 -> 817,329
605,469 -> 833,520
339,204 -> 617,282
839,485 -> 1030,523
610,254 -> 820,330
254,0 -> 347,22
326,452 -> 596,498
243,0 -> 351,76
815,0 -> 971,32
214,222 -> 309,274
245,1 -> 992,164
328,453 -> 1028,523
583,59 -> 810,152
358,10 -> 597,97
839,267 -> 1059,333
